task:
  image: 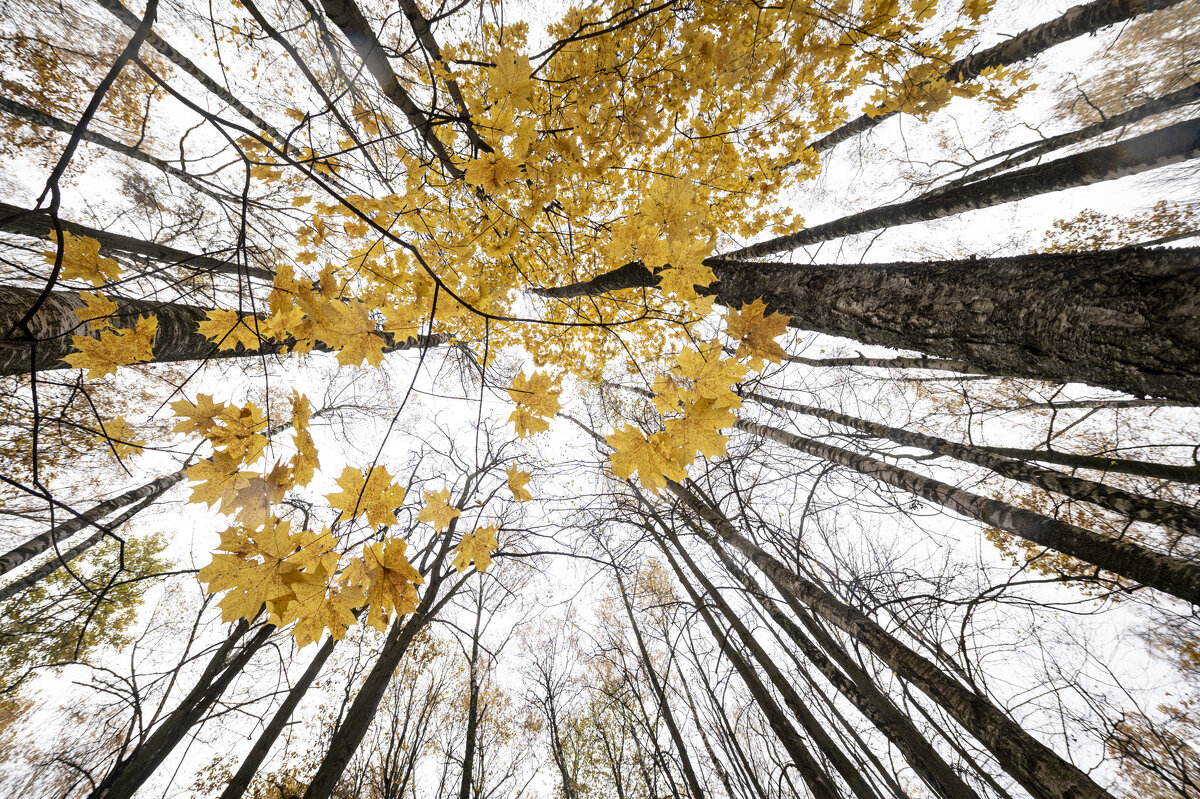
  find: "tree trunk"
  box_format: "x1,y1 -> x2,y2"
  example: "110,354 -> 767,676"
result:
537,246 -> 1200,402
743,390 -> 1200,536
807,0 -> 1187,155
967,446 -> 1200,485
457,602 -> 483,799
653,523 -> 867,799
727,117 -> 1200,259
0,202 -> 264,280
734,417 -> 1200,604
317,0 -> 460,176
0,472 -> 186,579
613,567 -> 709,799
0,96 -> 238,204
219,632 -> 340,799
665,480 -> 1117,799
714,248 -> 1200,403
0,285 -> 443,376
932,82 -> 1200,193
0,478 -> 174,601
705,540 -> 982,799
90,620 -> 275,799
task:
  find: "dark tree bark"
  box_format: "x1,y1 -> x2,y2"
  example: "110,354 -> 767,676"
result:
317,0 -> 462,176
302,519 -> 466,799
807,0 -> 1187,154
0,202 -> 265,280
90,620 -> 276,799
457,599 -> 483,799
665,480 -> 1117,799
93,0 -> 324,173
727,117 -> 1200,260
537,246 -> 1200,403
734,417 -> 1200,605
651,522 -> 869,799
0,285 -> 444,376
967,446 -> 1200,485
0,96 -> 239,203
705,540 -> 983,799
712,248 -> 1200,403
743,390 -> 1200,536
218,632 -> 340,799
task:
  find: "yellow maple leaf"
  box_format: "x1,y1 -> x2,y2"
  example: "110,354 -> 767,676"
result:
464,152 -> 520,194
607,424 -> 688,494
232,461 -> 292,529
198,519 -> 307,624
196,308 -> 262,352
663,399 -> 734,460
416,487 -> 461,531
491,47 -> 536,110
506,466 -> 532,502
170,394 -> 228,435
357,538 -> 424,631
93,415 -> 145,458
71,291 -> 119,331
675,343 -> 748,408
507,372 -> 561,438
63,315 -> 157,379
44,232 -> 122,286
724,298 -> 790,371
452,525 -> 499,573
206,402 -> 269,465
290,392 -> 320,487
326,465 -> 407,528
186,452 -> 254,513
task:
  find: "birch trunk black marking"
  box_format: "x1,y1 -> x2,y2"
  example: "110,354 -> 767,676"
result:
727,116 -> 1200,260
743,390 -> 1200,537
0,202 -> 266,281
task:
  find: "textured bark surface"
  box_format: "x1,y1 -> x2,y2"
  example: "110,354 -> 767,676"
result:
95,0 -> 306,166
0,96 -> 237,203
713,248 -> 1200,403
745,391 -> 1200,536
0,285 -> 443,376
735,418 -> 1200,604
0,202 -> 265,280
218,633 -> 339,799
808,0 -> 1185,154
666,481 -> 1117,799
727,116 -> 1200,259
707,542 -> 983,799
0,481 -> 168,602
974,446 -> 1200,484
